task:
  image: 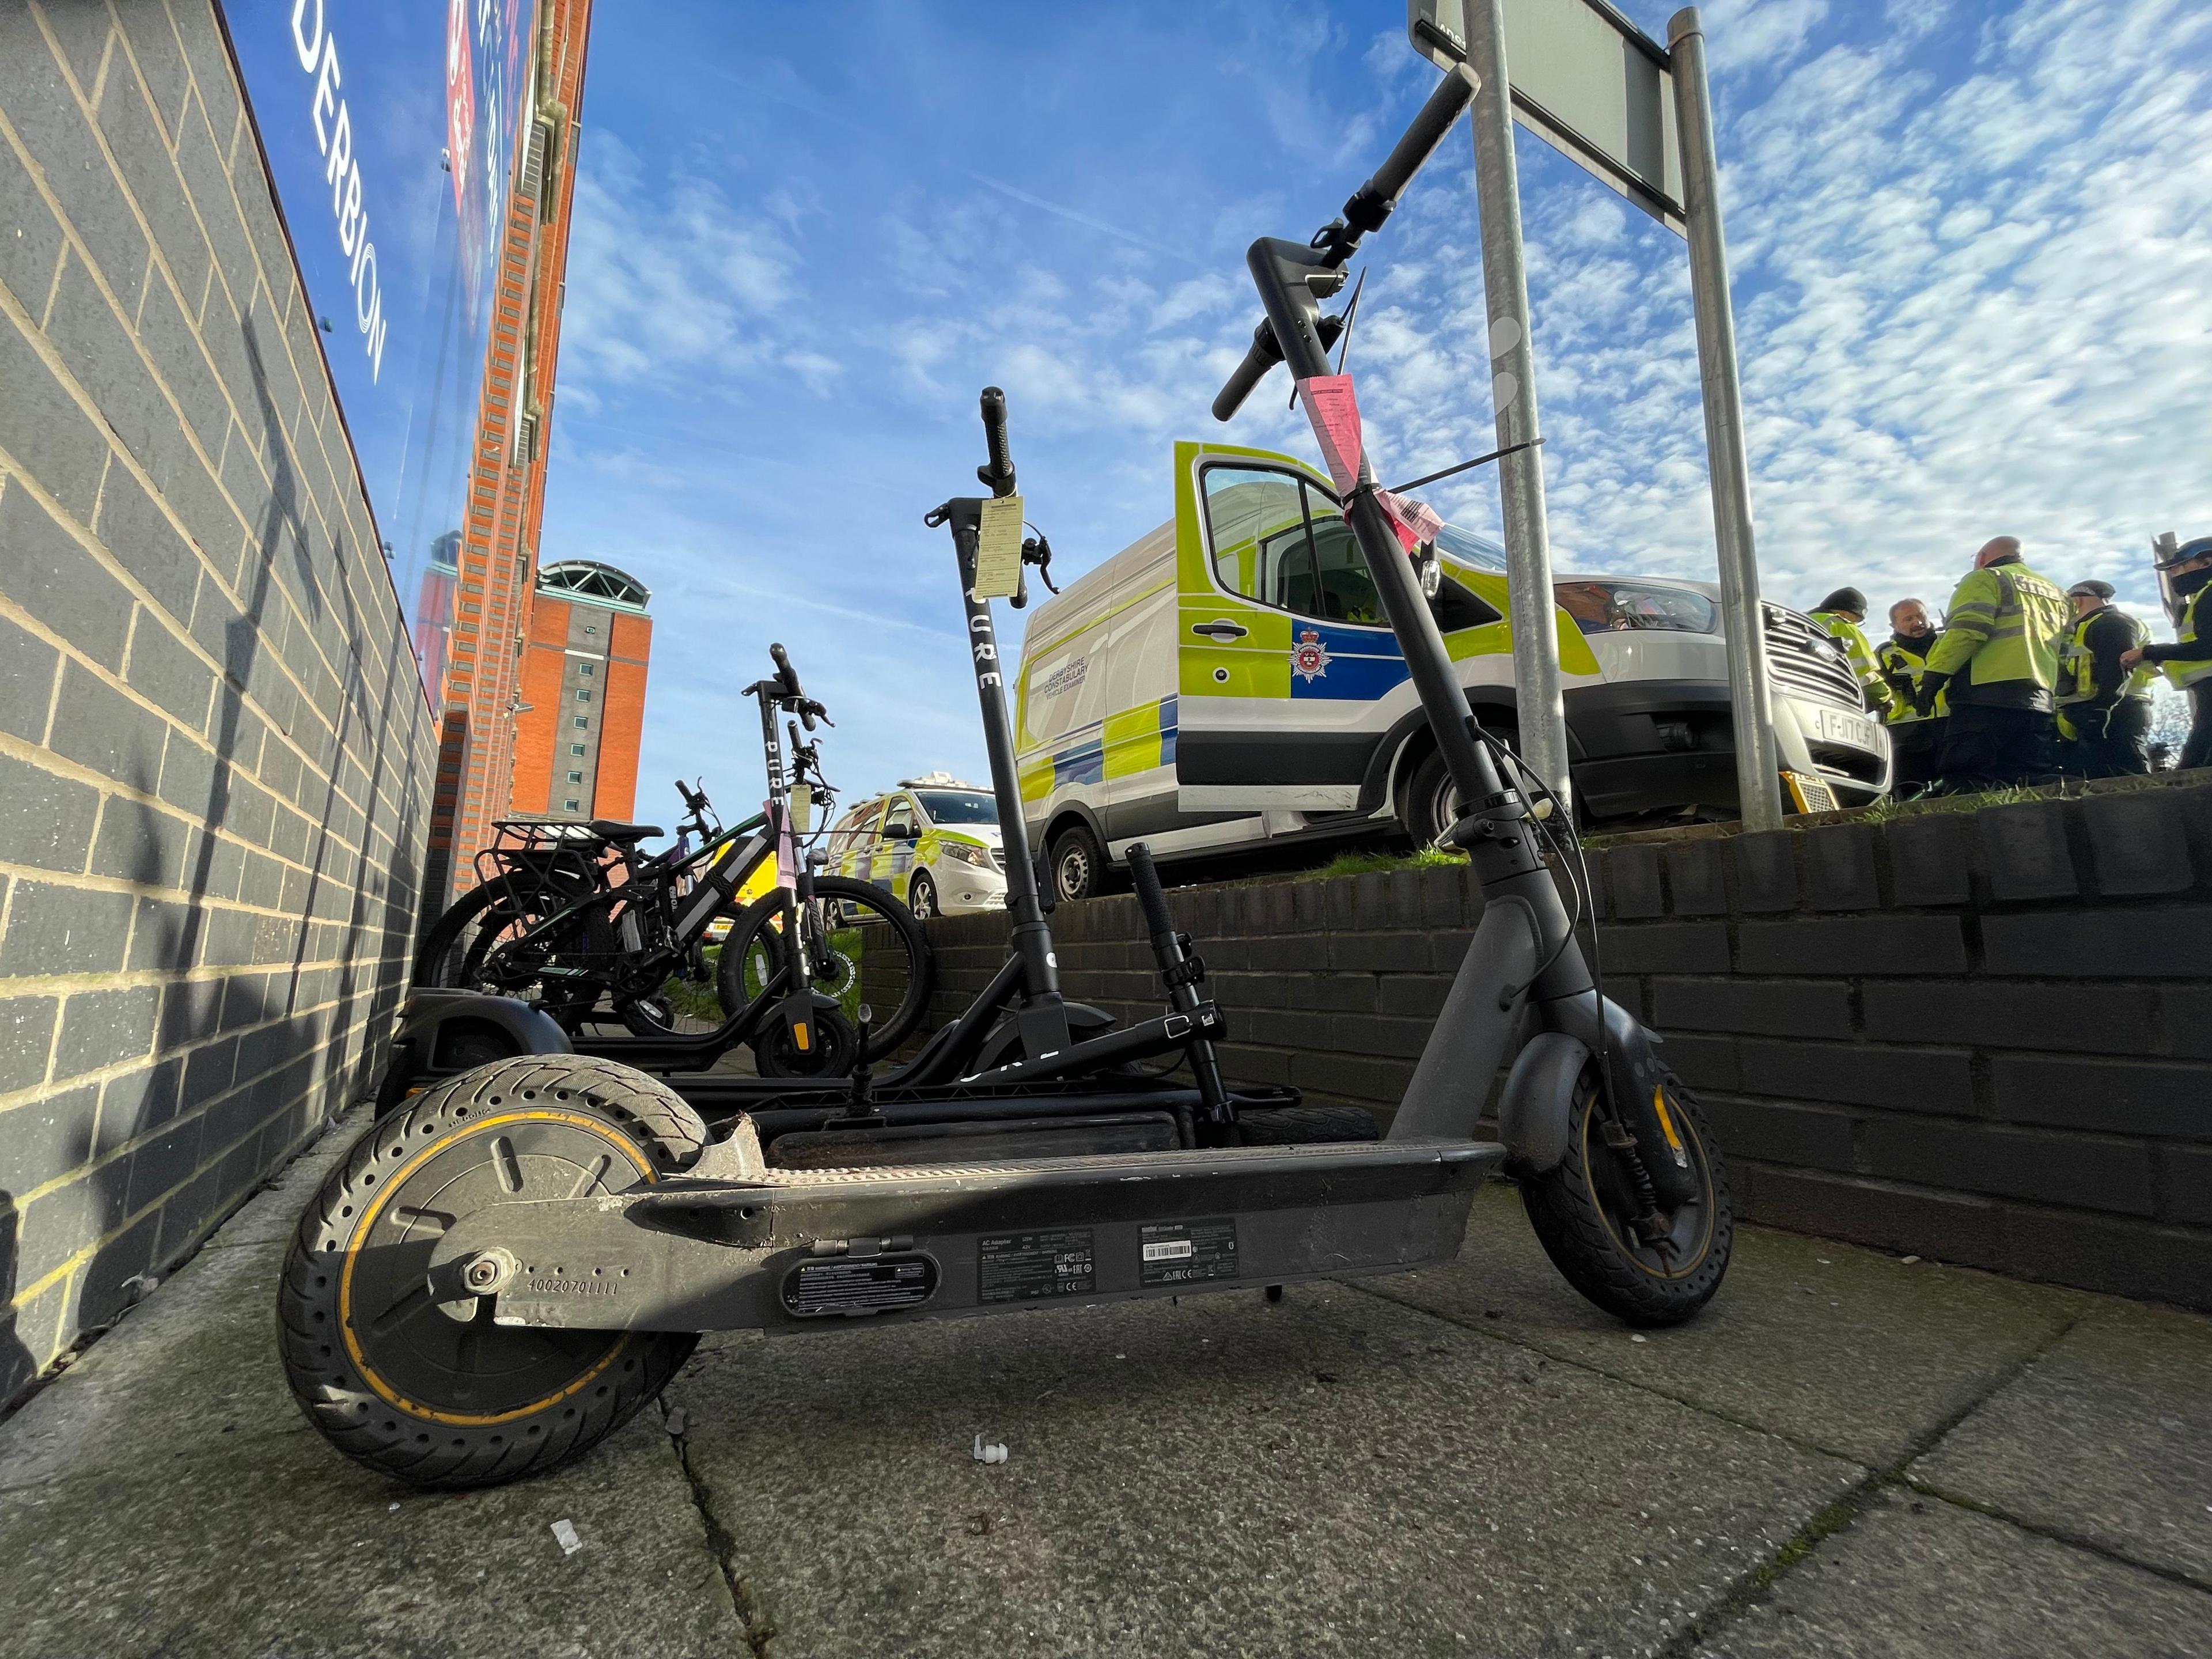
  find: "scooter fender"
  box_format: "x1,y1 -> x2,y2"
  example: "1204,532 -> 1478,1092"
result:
1497,1031 -> 1590,1175
376,990 -> 574,1115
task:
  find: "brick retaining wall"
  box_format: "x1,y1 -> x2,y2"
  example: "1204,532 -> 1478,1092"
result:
1,2 -> 437,1403
918,777 -> 2212,1310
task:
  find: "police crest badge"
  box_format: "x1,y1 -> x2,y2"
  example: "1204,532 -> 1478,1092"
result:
1290,627 -> 1331,684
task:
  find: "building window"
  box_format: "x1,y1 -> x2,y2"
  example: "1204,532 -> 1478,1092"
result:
570,743 -> 586,755
578,662 -> 594,676
573,716 -> 589,730
567,770 -> 584,783
563,799 -> 581,810
574,688 -> 592,703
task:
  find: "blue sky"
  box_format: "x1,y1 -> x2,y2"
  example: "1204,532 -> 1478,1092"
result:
529,0 -> 2212,818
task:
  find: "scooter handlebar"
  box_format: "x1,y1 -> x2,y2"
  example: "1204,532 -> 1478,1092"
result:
1211,317 -> 1286,422
1126,843 -> 1176,942
977,387 -> 1016,498
768,641 -> 805,700
1343,63 -> 1478,234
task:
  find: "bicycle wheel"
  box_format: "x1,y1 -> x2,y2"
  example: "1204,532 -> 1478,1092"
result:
715,877 -> 932,1061
415,876 -> 604,1029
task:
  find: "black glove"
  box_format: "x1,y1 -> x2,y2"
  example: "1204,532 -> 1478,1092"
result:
1914,672 -> 1950,718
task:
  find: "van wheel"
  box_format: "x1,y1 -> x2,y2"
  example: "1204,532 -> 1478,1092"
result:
1406,728 -> 1536,849
1050,824 -> 1108,903
908,872 -> 938,921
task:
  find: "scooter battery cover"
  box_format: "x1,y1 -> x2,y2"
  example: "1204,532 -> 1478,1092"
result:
782,1252 -> 940,1317
770,1111 -> 1179,1170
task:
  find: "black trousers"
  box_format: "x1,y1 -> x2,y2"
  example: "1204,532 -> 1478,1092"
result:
2183,683 -> 2212,773
1937,703 -> 2054,791
2062,699 -> 2152,779
1888,721 -> 1946,793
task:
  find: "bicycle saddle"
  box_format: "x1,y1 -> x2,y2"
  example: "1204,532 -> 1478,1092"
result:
586,820 -> 662,843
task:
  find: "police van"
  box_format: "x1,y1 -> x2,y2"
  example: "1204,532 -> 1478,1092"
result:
823,774 -> 1006,920
1014,441 -> 1888,901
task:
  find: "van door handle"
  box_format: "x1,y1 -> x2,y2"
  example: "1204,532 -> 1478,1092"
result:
1191,620 -> 1249,641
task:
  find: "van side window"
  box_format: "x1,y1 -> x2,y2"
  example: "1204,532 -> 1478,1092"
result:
1200,464 -> 1382,627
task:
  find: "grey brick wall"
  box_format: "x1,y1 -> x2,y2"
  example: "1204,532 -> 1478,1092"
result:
0,0 -> 436,1404
918,775 -> 2212,1311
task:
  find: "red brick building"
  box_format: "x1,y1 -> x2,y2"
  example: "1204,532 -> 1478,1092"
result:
422,0 -> 596,906
512,561 -> 652,820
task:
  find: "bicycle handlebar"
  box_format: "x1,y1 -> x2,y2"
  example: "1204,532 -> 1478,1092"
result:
977,386 -> 1016,498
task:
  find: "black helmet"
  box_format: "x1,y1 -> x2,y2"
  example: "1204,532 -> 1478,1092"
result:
2155,536 -> 2212,570
1817,588 -> 1868,618
2066,579 -> 2115,601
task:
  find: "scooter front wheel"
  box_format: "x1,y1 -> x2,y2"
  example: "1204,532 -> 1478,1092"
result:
1519,1065 -> 1733,1327
278,1055 -> 707,1488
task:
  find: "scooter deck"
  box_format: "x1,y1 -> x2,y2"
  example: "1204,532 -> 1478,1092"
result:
431,1134 -> 1503,1335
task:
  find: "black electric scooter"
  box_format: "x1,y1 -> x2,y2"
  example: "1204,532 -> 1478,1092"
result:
279,65 -> 1728,1493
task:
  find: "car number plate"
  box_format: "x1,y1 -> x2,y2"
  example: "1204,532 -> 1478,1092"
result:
1814,707 -> 1879,750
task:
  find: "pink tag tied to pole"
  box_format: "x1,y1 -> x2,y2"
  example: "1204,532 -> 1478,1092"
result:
1296,375 -> 1363,496
1376,488 -> 1443,553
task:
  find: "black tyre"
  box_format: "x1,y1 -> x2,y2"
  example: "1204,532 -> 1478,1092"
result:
715,878 -> 931,1062
1519,1065 -> 1732,1327
749,999 -> 859,1078
1235,1105 -> 1382,1146
278,1055 -> 708,1488
908,871 -> 938,922
1404,728 -> 1521,850
1050,822 -> 1107,904
415,877 -> 601,1028
412,879 -> 512,989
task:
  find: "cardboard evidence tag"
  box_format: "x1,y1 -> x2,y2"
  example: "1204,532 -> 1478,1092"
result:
1296,374 -> 1363,495
972,494 -> 1025,600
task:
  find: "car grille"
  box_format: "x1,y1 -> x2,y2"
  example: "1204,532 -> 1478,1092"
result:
1808,741 -> 1886,786
1763,604 -> 1864,709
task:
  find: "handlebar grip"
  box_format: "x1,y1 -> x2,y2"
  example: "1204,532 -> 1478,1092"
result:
1211,318 -> 1285,422
1127,843 -> 1175,941
768,641 -> 804,698
977,386 -> 1016,497
1343,63 -> 1479,234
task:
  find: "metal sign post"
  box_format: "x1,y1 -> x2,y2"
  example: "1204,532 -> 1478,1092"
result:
1665,8 -> 1780,828
1462,0 -> 1572,806
1411,0 -> 1784,830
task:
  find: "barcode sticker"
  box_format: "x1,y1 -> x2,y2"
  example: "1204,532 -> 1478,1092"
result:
1142,1239 -> 1195,1263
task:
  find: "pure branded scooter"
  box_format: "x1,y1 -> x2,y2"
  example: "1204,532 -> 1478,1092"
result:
276,66 -> 1726,1494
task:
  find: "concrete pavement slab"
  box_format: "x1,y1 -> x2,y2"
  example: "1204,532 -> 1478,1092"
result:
0,1406 -> 738,1659
1361,1184 -> 2083,1466
669,1281 -> 1861,1659
1908,1298 -> 2212,1588
0,1228 -> 301,1491
1700,1488 -> 2211,1658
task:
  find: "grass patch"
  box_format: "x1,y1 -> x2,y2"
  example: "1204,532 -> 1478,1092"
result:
1299,845 -> 1461,882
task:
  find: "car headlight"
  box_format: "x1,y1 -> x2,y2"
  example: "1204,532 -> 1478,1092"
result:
942,842 -> 996,870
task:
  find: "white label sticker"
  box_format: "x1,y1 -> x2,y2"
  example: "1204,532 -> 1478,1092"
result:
1142,1239 -> 1196,1262
972,494 -> 1025,600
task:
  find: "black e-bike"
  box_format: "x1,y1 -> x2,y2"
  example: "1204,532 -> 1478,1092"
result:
398,645 -> 932,1086
279,65 -> 1727,1491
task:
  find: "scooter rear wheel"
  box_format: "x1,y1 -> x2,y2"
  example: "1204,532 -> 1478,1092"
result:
278,1056 -> 707,1488
1519,1065 -> 1732,1327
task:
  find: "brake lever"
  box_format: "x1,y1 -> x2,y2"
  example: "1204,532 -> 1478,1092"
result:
1022,533 -> 1061,596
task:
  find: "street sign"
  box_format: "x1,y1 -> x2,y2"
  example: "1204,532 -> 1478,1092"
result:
1411,0 -> 1686,233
